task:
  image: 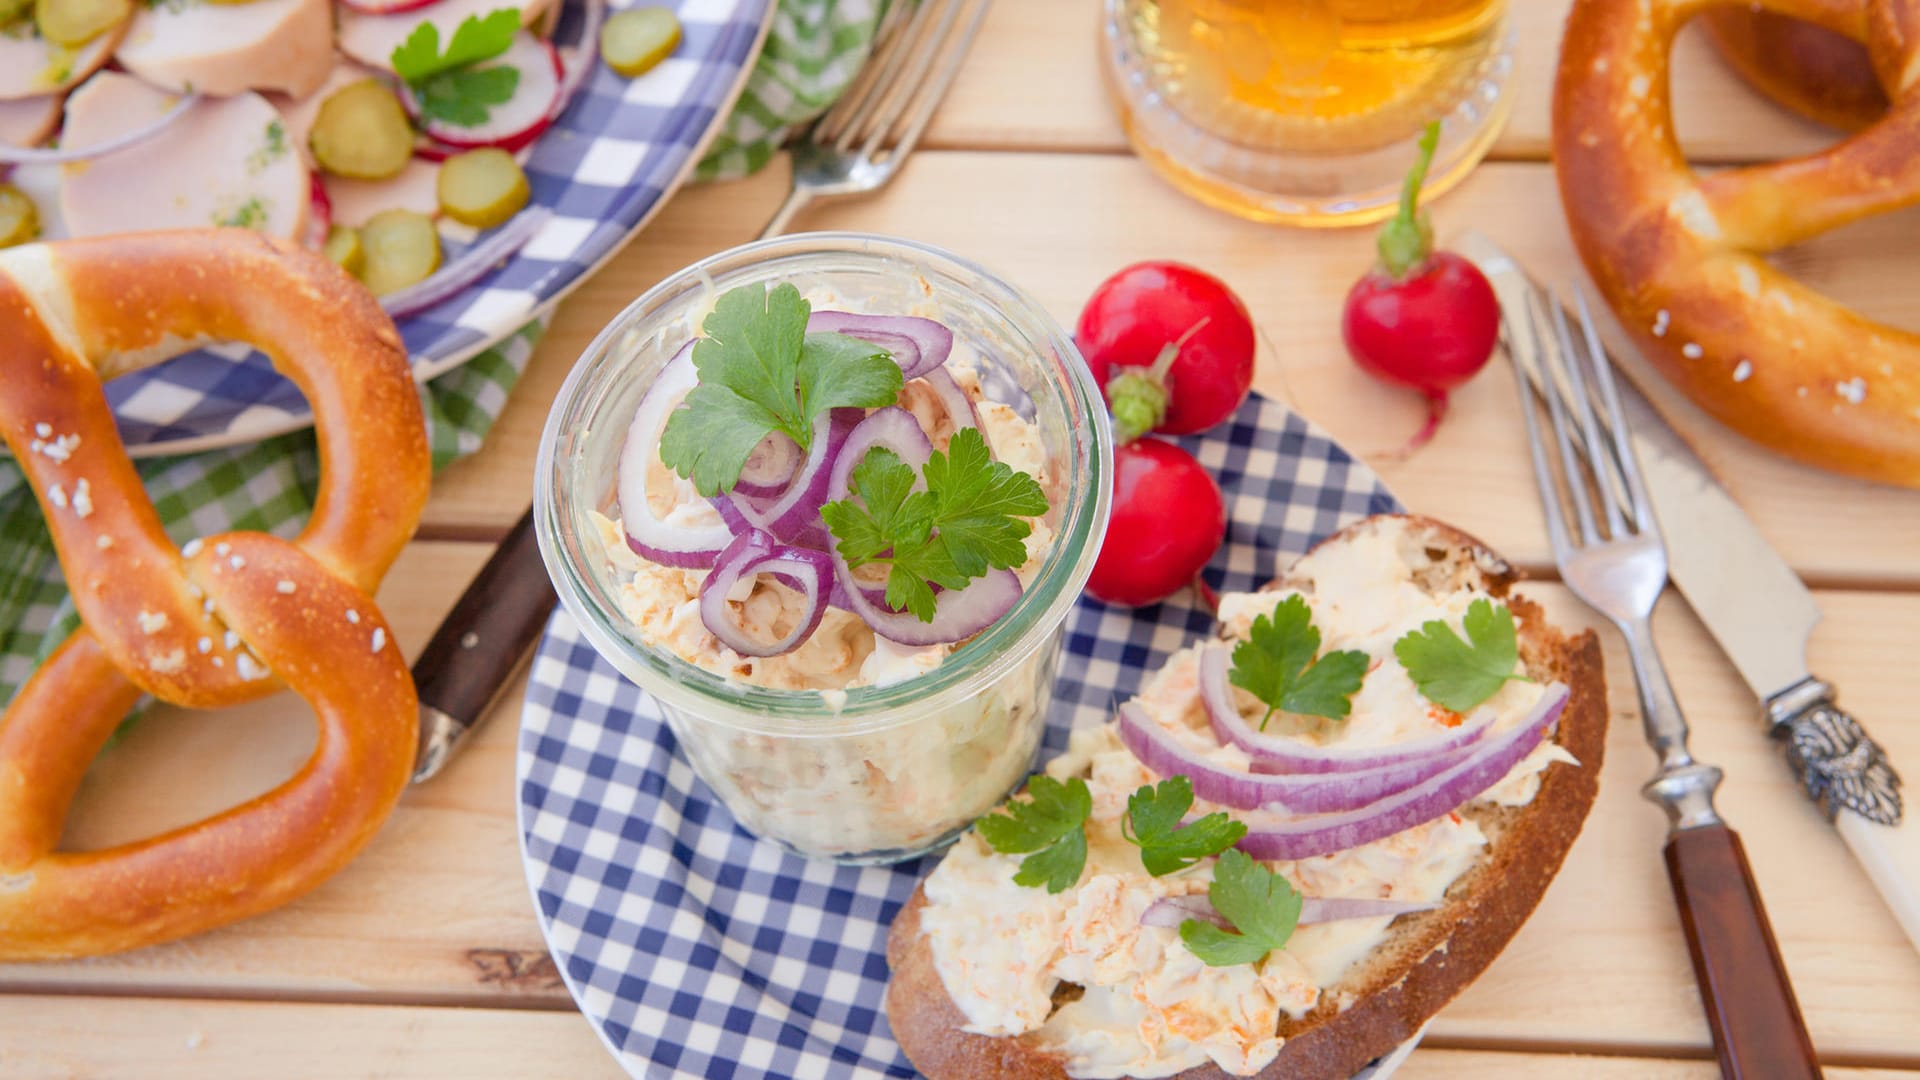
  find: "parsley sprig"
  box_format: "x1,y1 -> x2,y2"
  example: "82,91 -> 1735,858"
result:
390,8 -> 524,129
1229,594 -> 1369,730
1179,849 -> 1304,968
1122,776 -> 1246,877
1393,598 -> 1532,712
659,282 -> 902,496
821,428 -> 1047,622
976,775 -> 1091,894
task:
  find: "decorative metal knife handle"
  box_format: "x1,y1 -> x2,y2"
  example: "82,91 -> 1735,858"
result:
1767,677 -> 1903,826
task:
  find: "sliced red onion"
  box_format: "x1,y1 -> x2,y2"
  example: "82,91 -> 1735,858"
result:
549,0 -> 608,121
826,406 -> 934,503
338,0 -> 439,12
1117,700 -> 1477,814
724,408 -> 857,541
615,342 -> 734,568
919,367 -> 980,434
734,431 -> 802,497
0,93 -> 201,165
1223,683 -> 1572,861
1199,645 -> 1495,775
379,206 -> 551,319
808,311 -> 951,379
698,529 -> 832,657
1140,894 -> 1439,932
833,562 -> 1021,647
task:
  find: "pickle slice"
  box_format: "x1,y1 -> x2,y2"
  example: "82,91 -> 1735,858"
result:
435,148 -> 530,229
599,8 -> 681,78
309,79 -> 414,181
359,209 -> 440,296
323,225 -> 366,277
33,0 -> 129,47
0,0 -> 32,25
0,184 -> 40,249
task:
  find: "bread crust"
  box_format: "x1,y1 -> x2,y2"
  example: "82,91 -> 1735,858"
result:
886,514 -> 1608,1080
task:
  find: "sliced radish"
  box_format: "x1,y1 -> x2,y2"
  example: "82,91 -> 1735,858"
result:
303,173 -> 333,252
336,0 -> 557,72
339,0 -> 441,13
402,33 -> 561,153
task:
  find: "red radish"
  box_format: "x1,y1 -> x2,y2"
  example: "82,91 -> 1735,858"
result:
1076,262 -> 1256,443
1087,437 -> 1226,608
1341,122 -> 1500,454
303,173 -> 333,253
338,0 -> 441,14
403,34 -> 562,152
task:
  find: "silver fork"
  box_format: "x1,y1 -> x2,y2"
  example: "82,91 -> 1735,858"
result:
1513,286 -> 1821,1077
757,0 -> 991,239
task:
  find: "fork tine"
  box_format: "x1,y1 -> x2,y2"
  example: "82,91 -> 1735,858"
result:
867,0 -> 990,167
1534,294 -> 1602,545
852,0 -> 970,160
1549,290 -> 1628,538
812,0 -> 933,147
1512,289 -> 1577,563
831,0 -> 955,154
1575,286 -> 1661,537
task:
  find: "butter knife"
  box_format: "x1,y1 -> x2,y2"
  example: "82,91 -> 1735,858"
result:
1462,233 -> 1916,953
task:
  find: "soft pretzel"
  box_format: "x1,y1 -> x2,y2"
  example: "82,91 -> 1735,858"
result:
1553,0 -> 1920,487
0,230 -> 430,959
1700,6 -> 1888,130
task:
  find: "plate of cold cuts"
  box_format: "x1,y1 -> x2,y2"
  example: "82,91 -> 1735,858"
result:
0,0 -> 774,453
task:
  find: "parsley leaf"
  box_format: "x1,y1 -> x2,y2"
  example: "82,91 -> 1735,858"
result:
820,427 -> 1048,622
1178,849 -> 1303,967
1122,776 -> 1247,877
1393,598 -> 1531,712
1228,594 -> 1370,730
390,8 -> 521,83
413,65 -> 520,128
976,775 -> 1091,894
658,283 -> 901,496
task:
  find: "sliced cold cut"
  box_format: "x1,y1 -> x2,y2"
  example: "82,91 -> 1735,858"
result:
115,0 -> 333,98
336,0 -> 558,72
60,72 -> 310,242
268,58 -> 382,168
323,156 -> 440,228
0,23 -> 122,101
0,95 -> 62,148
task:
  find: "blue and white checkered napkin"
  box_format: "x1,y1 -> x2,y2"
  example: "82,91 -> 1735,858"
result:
97,0 -> 772,453
517,392 -> 1404,1079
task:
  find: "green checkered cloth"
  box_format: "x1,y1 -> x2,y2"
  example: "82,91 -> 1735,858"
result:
0,0 -> 887,705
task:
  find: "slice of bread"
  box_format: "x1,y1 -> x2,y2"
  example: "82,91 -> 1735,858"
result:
886,514 -> 1609,1080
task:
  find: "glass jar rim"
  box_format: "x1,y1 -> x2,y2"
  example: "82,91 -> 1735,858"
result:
534,232 -> 1112,739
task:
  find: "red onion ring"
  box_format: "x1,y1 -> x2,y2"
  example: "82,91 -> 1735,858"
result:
724,408 -> 858,541
919,368 -> 980,434
1140,894 -> 1439,932
698,529 -> 832,657
0,92 -> 201,165
379,206 -> 551,319
833,562 -> 1021,647
1116,699 -> 1479,814
808,311 -> 951,378
825,406 -> 934,503
549,0 -> 607,123
615,341 -> 734,567
1199,645 -> 1495,775
734,431 -> 803,498
1222,683 -> 1572,861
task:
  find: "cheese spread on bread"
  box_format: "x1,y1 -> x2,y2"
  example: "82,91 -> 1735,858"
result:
917,519 -> 1580,1078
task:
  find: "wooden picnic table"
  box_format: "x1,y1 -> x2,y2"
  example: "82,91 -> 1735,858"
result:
6,2 -> 1920,1076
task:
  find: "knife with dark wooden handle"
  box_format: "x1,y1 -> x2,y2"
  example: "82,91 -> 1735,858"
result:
411,505 -> 555,782
1665,823 -> 1822,1079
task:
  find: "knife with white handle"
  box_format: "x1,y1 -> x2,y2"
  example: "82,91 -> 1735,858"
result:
1461,232 -> 1916,954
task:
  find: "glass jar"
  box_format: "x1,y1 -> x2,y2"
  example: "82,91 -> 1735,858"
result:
535,233 -> 1112,864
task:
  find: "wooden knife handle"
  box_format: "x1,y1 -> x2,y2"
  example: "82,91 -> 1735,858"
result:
412,504 -> 557,727
1664,824 -> 1822,1079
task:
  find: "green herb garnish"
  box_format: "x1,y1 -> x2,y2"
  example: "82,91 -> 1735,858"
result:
658,282 -> 902,496
1228,594 -> 1369,730
246,118 -> 287,174
211,196 -> 270,231
1122,775 -> 1247,877
976,775 -> 1091,894
820,427 -> 1048,622
1393,598 -> 1531,712
390,8 -> 523,129
1178,849 -> 1303,968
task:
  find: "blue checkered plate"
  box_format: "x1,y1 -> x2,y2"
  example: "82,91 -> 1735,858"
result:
518,392 -> 1415,1079
67,0 -> 773,456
